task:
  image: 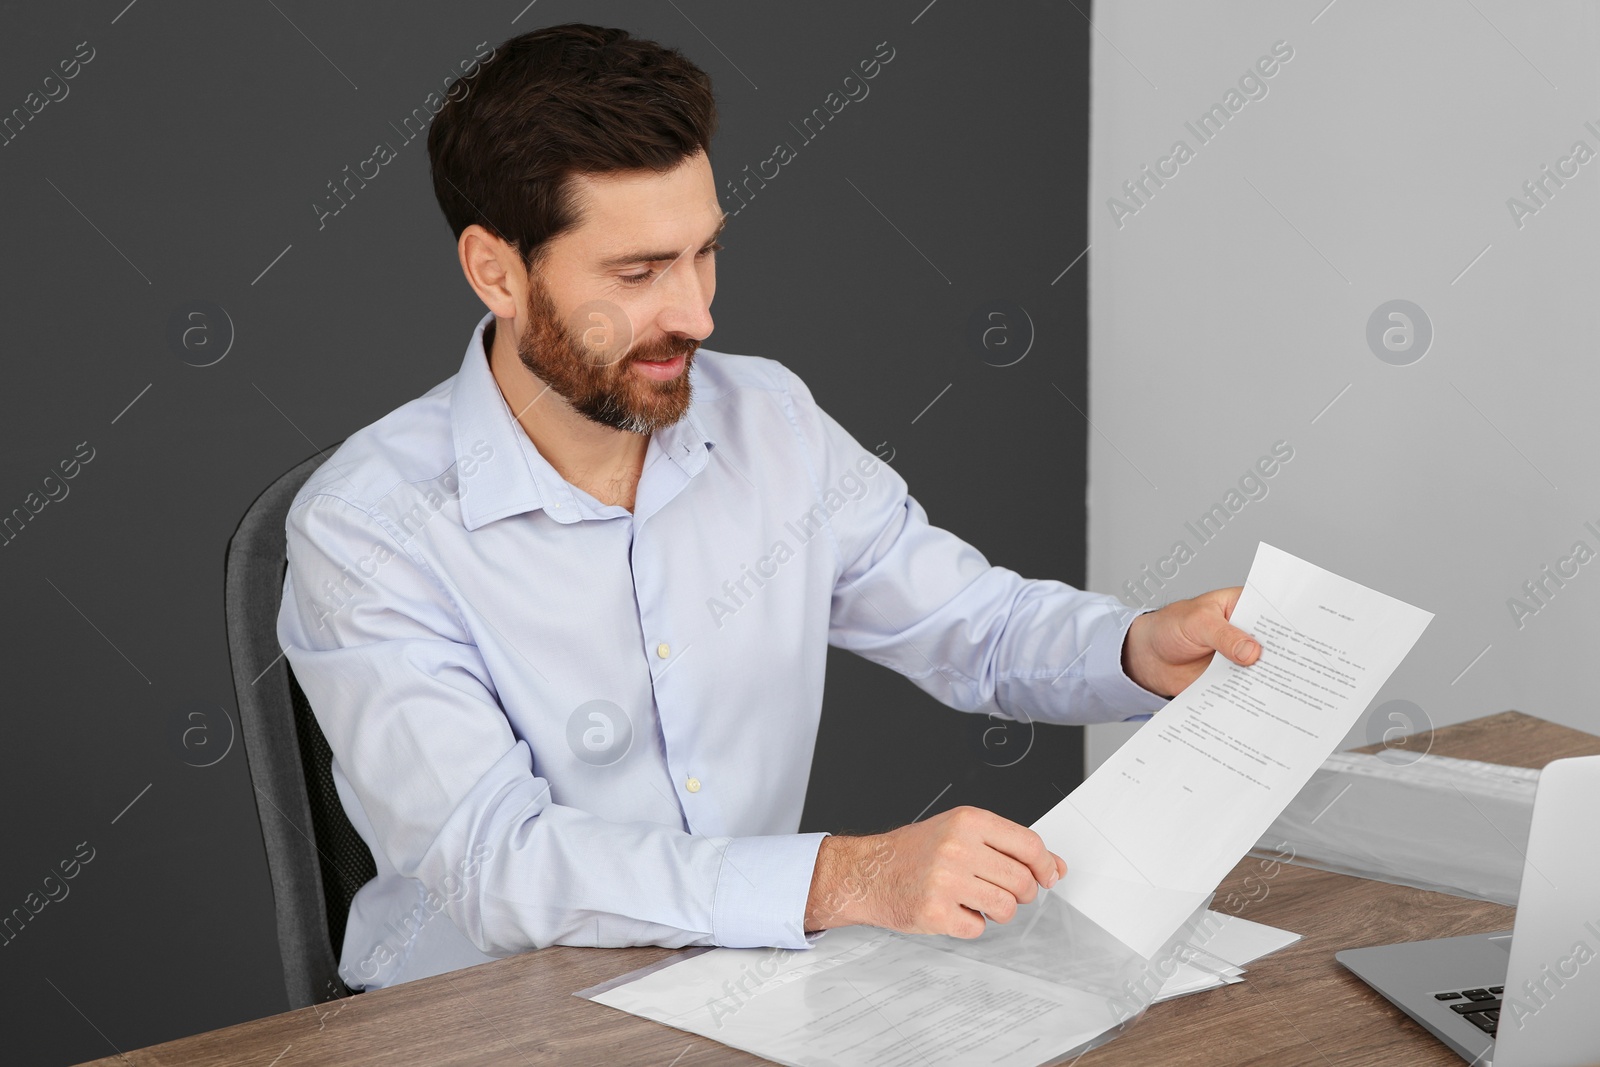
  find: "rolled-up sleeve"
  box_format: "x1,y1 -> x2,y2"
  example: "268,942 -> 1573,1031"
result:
772,367 -> 1169,726
278,492 -> 829,956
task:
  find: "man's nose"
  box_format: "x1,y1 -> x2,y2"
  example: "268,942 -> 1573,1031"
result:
651,251 -> 714,339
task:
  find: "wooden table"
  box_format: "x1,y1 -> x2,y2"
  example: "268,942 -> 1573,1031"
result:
1072,710 -> 1600,1067
80,711 -> 1600,1067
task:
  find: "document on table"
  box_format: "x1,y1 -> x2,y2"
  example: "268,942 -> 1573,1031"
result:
1149,910 -> 1303,1001
581,907 -> 1302,1067
584,924 -> 1129,1067
1032,541 -> 1434,957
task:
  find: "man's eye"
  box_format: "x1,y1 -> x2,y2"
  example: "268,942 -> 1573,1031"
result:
618,243 -> 722,287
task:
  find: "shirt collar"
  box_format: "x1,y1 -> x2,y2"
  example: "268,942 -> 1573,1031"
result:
451,310 -> 717,531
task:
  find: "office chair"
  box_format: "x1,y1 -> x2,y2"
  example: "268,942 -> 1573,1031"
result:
224,443 -> 378,1011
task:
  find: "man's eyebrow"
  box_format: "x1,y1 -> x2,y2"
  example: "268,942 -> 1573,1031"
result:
596,213 -> 727,270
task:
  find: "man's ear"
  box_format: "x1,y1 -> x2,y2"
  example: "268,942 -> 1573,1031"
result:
459,224 -> 523,320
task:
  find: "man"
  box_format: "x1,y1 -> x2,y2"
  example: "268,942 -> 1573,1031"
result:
277,22 -> 1262,992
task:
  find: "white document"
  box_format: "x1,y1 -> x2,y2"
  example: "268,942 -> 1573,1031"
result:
1197,911 -> 1303,970
585,924 -> 1119,1067
1150,911 -> 1303,1001
1033,541 -> 1433,957
581,907 -> 1303,1064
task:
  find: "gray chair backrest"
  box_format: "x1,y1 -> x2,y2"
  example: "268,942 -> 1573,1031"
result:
224,446 -> 377,1010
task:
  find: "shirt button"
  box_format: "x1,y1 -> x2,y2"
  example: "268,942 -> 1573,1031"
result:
656,642 -> 670,659
686,776 -> 701,793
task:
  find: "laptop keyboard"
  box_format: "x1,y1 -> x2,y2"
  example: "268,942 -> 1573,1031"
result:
1432,985 -> 1505,1035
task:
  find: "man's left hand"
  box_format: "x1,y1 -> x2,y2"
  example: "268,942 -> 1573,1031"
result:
1120,586 -> 1261,699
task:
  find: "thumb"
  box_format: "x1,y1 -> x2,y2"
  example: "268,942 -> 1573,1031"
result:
1212,622 -> 1260,665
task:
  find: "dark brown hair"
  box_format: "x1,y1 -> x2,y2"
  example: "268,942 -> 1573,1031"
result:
427,23 -> 717,275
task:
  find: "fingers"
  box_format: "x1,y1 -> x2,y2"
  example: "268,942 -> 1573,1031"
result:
1203,601 -> 1260,668
965,842 -> 1072,928
1215,622 -> 1260,664
950,905 -> 988,939
901,807 -> 1072,937
958,808 -> 1066,928
1196,589 -> 1258,664
968,848 -> 1062,921
966,807 -> 1060,889
961,875 -> 1025,927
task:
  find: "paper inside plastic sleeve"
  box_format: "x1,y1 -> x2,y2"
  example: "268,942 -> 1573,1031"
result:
1256,751 -> 1538,906
575,893 -> 1222,1067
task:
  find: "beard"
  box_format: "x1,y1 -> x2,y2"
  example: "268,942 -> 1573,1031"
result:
515,277 -> 700,435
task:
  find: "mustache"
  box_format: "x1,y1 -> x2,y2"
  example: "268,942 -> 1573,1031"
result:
626,334 -> 701,364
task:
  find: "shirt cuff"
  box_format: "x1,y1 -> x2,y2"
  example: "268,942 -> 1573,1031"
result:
712,831 -> 832,949
1084,602 -> 1171,721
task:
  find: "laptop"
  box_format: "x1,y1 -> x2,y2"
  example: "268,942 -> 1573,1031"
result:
1337,754 -> 1600,1066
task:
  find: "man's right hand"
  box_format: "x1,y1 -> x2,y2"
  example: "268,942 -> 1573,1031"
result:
804,805 -> 1066,939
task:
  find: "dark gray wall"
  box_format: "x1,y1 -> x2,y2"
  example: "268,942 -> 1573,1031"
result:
0,2 -> 1090,1061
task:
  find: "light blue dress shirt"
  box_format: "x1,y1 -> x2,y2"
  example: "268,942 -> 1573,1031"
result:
276,310 -> 1168,990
